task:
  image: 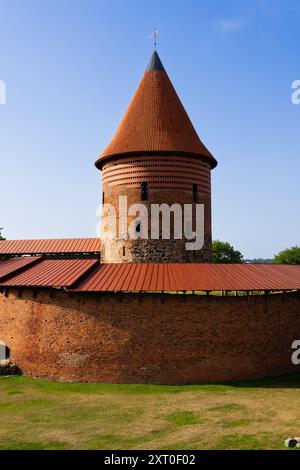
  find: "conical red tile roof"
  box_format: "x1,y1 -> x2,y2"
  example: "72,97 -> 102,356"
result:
95,52 -> 217,169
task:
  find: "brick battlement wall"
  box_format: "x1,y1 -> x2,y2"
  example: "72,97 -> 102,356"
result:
0,289 -> 299,384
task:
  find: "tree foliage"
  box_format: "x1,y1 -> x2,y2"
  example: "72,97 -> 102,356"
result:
212,240 -> 244,264
273,246 -> 300,265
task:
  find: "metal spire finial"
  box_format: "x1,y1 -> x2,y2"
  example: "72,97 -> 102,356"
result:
148,30 -> 159,49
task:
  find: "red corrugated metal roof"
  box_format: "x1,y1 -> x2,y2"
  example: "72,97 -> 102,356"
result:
1,261 -> 300,292
72,263 -> 300,292
0,259 -> 98,288
0,257 -> 41,282
0,238 -> 101,255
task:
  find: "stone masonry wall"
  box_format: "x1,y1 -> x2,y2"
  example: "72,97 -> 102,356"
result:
101,186 -> 212,263
0,289 -> 299,384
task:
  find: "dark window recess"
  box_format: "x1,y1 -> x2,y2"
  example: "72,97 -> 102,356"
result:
136,221 -> 141,233
102,192 -> 105,204
192,184 -> 198,202
122,246 -> 126,257
0,344 -> 10,360
141,182 -> 149,201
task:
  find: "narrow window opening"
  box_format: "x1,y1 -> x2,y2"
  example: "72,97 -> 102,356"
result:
192,184 -> 197,202
102,192 -> 105,205
122,246 -> 126,257
0,342 -> 10,363
141,182 -> 148,201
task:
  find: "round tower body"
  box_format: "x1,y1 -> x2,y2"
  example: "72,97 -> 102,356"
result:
101,153 -> 212,263
96,51 -> 217,264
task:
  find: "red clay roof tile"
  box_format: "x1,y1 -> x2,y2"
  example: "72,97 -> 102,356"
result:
96,52 -> 217,169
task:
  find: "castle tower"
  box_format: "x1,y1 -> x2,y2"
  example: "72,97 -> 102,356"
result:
96,51 -> 218,263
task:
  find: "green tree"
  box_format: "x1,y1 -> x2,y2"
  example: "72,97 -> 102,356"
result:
0,227 -> 5,241
212,240 -> 244,264
273,246 -> 300,265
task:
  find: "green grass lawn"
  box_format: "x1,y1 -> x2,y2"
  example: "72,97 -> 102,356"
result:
1,374 -> 300,450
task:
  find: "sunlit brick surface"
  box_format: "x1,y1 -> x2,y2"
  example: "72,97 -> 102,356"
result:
0,289 -> 299,383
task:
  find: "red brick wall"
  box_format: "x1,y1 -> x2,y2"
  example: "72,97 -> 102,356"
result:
0,289 -> 299,384
101,154 -> 212,263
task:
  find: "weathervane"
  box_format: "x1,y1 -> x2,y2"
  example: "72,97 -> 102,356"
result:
148,30 -> 159,49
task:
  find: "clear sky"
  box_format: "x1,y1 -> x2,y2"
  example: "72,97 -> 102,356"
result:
0,0 -> 299,258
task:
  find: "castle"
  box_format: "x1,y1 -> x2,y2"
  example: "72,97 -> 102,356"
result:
0,52 -> 300,384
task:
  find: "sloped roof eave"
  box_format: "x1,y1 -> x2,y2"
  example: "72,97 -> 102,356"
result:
95,150 -> 218,170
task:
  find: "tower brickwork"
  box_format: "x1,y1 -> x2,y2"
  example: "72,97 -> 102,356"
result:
96,52 -> 217,263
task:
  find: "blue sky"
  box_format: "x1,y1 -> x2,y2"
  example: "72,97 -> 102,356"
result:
0,0 -> 299,258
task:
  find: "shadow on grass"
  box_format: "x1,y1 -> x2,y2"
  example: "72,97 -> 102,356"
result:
2,373 -> 300,392
223,373 -> 300,389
